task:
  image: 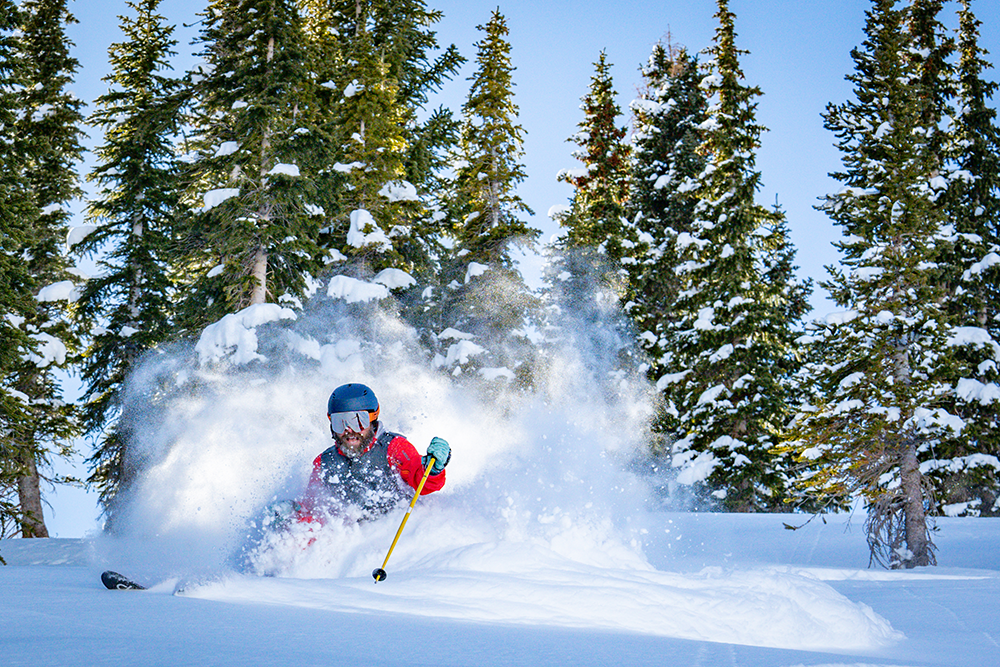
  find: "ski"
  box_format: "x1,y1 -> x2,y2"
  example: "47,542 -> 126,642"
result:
101,570 -> 146,591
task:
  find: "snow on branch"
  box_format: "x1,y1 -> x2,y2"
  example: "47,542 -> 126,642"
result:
195,303 -> 297,365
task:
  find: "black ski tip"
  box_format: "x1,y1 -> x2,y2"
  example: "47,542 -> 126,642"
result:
372,568 -> 386,583
101,570 -> 146,591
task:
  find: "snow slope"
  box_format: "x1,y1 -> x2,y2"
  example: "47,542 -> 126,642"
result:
6,277 -> 998,666
3,512 -> 999,667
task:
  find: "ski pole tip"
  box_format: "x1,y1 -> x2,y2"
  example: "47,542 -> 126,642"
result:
372,568 -> 387,583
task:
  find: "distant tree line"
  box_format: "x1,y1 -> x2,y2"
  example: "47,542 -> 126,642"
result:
1,0 -> 997,570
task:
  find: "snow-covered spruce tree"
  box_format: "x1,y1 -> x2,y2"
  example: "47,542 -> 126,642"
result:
299,0 -> 463,300
300,0 -> 462,195
0,0 -> 42,541
176,0 -> 325,332
542,51 -> 635,408
655,0 -> 811,512
429,9 -> 541,389
360,0 -> 464,288
5,0 -> 85,538
785,0 -> 969,567
622,41 -> 708,442
317,10 -> 417,277
345,0 -> 463,201
73,0 -> 184,520
926,0 -> 1000,516
555,50 -> 631,263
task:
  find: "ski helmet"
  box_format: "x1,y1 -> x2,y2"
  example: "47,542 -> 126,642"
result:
327,383 -> 380,423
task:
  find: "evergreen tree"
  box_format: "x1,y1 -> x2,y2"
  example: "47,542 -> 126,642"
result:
556,50 -> 631,262
74,0 -> 183,518
178,0 -> 325,331
622,41 -> 709,425
5,0 -> 85,538
337,0 -> 463,194
315,6 -> 418,277
544,51 -> 634,406
928,0 -> 1000,516
299,0 -> 463,290
787,0 -> 970,567
452,10 -> 535,264
0,0 -> 40,542
429,10 -> 540,388
654,0 -> 811,512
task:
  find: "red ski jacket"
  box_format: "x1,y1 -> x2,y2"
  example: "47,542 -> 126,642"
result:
298,424 -> 445,521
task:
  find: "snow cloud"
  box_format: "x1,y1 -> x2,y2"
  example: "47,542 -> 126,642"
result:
101,271 -> 660,583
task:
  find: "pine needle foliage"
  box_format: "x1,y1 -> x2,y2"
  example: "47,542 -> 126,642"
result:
651,0 -> 811,512
6,0 -> 85,538
177,0 -> 326,331
74,0 -> 185,517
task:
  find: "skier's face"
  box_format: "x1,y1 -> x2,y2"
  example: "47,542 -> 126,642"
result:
334,421 -> 375,458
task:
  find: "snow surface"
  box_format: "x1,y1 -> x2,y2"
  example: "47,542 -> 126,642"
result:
6,275 -> 1000,667
3,513 -> 999,667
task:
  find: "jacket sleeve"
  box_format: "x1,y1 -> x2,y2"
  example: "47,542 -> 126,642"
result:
387,435 -> 446,495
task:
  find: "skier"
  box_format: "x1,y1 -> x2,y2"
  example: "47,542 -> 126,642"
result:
282,383 -> 451,525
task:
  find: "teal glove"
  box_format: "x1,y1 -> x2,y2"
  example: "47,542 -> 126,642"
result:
422,436 -> 451,475
265,499 -> 302,530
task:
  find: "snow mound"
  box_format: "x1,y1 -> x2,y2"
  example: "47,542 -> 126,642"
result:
191,520 -> 901,652
208,500 -> 902,653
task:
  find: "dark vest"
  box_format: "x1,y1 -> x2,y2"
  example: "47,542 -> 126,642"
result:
312,426 -> 408,518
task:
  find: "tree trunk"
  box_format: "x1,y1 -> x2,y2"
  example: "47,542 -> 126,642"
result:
17,456 -> 48,538
891,335 -> 933,567
899,438 -> 932,567
128,215 -> 144,323
250,245 -> 268,305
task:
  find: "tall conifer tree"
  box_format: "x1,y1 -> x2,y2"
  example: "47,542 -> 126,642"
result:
74,0 -> 183,518
623,42 -> 709,421
429,10 -> 540,387
556,51 -> 631,262
178,0 -> 325,330
0,0 -> 40,541
544,51 -> 634,400
655,0 -> 810,512
452,10 -> 535,264
7,0 -> 85,538
927,0 -> 1000,515
318,6 -> 417,276
299,0 -> 462,288
786,0 -> 974,567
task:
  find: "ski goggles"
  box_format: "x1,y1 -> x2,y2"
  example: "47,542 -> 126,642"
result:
329,410 -> 374,434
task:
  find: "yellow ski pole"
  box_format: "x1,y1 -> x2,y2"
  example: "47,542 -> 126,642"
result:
372,457 -> 436,583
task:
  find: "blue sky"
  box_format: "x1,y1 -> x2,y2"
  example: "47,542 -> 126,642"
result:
65,0 -> 1000,314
